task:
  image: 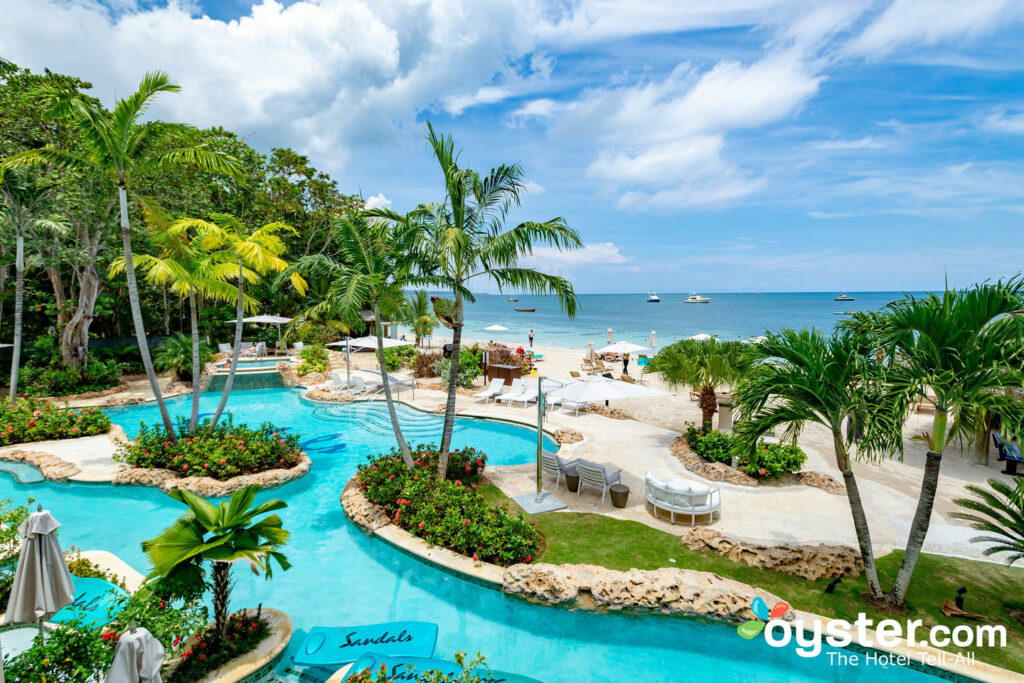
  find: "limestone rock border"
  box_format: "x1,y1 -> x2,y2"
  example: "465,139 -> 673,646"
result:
165,608 -> 292,683
112,452 -> 311,497
0,449 -> 81,480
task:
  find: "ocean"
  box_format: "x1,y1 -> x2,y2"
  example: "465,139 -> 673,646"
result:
407,291 -> 920,350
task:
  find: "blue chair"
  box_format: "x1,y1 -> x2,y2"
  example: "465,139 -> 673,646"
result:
993,432 -> 1024,477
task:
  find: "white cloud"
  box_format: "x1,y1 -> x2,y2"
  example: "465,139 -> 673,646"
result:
364,193 -> 392,210
521,242 -> 630,277
442,86 -> 515,116
810,136 -> 887,150
523,181 -> 546,194
981,106 -> 1024,134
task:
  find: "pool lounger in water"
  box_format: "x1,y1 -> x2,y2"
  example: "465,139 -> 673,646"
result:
293,621 -> 438,667
340,653 -> 544,683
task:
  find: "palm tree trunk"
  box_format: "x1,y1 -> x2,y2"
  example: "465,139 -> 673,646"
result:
833,435 -> 882,598
188,288 -> 200,435
118,186 -> 176,439
210,262 -> 244,429
698,385 -> 717,429
8,230 -> 23,401
374,304 -> 413,466
211,560 -> 231,638
163,284 -> 170,335
438,293 -> 464,477
888,449 -> 942,607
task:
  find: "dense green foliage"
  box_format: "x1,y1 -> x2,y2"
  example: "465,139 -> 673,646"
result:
347,652 -> 490,683
0,397 -> 110,445
154,333 -> 215,382
296,343 -> 328,376
19,358 -> 120,396
358,447 -> 539,566
952,477 -> 1024,565
114,415 -> 301,479
433,348 -> 481,388
167,611 -> 270,683
379,345 -> 417,371
685,424 -> 806,478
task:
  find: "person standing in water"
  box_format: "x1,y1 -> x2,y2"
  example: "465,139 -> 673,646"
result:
528,329 -> 534,347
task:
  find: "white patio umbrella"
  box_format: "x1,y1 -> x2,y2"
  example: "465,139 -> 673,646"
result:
2,505 -> 75,678
606,328 -> 613,344
104,625 -> 166,683
228,314 -> 293,349
597,341 -> 649,355
484,324 -> 509,332
689,333 -> 714,341
744,335 -> 768,344
547,374 -> 670,407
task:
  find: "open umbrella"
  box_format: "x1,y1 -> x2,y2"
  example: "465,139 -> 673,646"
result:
548,374 -> 669,407
484,324 -> 509,332
597,341 -> 649,355
327,337 -> 413,389
689,333 -> 714,341
228,314 -> 293,350
104,624 -> 166,683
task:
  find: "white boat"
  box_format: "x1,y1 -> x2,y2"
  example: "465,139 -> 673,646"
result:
684,293 -> 711,304
647,291 -> 661,303
834,293 -> 855,302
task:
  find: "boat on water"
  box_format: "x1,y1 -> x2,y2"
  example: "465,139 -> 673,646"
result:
647,291 -> 661,303
341,653 -> 543,683
515,308 -> 536,312
506,298 -> 519,302
684,293 -> 711,304
834,293 -> 855,301
293,621 -> 438,668
834,310 -> 855,315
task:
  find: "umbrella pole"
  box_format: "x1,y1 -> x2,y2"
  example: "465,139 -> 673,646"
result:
535,375 -> 544,504
346,339 -> 351,388
1,631 -> 6,683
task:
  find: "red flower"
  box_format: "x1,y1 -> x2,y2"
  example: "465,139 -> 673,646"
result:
418,521 -> 425,529
372,465 -> 378,470
219,459 -> 226,464
388,474 -> 395,479
476,458 -> 483,465
758,468 -> 766,475
199,654 -> 206,661
525,555 -> 532,563
464,465 -> 471,472
183,464 -> 189,470
454,480 -> 462,486
472,553 -> 478,562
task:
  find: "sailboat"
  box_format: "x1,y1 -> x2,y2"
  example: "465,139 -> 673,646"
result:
647,291 -> 661,303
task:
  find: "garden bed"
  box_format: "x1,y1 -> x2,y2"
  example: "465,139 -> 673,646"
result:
0,397 -> 112,446
164,608 -> 291,683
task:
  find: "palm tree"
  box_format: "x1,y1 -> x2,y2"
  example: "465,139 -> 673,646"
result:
6,71 -> 240,437
371,123 -> 582,477
142,485 -> 290,637
858,280 -> 1024,607
403,289 -> 436,346
733,329 -> 907,599
294,213 -> 443,466
112,202 -> 253,433
185,213 -> 306,429
647,338 -> 747,429
0,166 -> 64,400
952,477 -> 1024,566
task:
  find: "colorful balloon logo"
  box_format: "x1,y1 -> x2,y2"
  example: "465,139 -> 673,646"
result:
737,597 -> 790,639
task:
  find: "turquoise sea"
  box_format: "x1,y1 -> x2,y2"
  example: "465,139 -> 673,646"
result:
414,291 -> 917,350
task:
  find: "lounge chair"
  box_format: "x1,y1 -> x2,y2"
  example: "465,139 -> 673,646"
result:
253,341 -> 267,358
507,386 -> 538,407
541,451 -> 578,490
581,359 -> 595,374
218,343 -> 232,355
493,379 -> 525,403
593,360 -> 607,373
346,376 -> 369,395
293,341 -> 305,353
993,432 -> 1024,476
575,459 -> 622,505
328,371 -> 349,391
645,473 -> 721,525
621,375 -> 635,384
239,341 -> 256,356
561,399 -> 588,416
474,378 -> 505,404
569,370 -> 581,379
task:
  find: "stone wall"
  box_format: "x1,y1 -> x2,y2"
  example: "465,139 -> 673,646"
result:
0,449 -> 81,480
553,428 -> 583,444
112,452 -> 311,497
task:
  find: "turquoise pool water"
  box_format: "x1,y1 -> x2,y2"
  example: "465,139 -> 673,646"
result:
2,389 -> 938,682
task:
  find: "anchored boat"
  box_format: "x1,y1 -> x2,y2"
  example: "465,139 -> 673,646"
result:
684,292 -> 711,304
647,291 -> 661,303
834,293 -> 855,302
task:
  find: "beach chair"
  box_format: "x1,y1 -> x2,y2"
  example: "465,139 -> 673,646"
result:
507,385 -> 538,407
593,359 -> 607,373
328,371 -> 349,391
621,375 -> 635,384
240,341 -> 256,356
993,432 -> 1024,476
293,341 -> 305,354
218,343 -> 232,355
493,379 -> 525,403
346,376 -> 368,395
474,378 -> 505,404
569,370 -> 581,379
561,399 -> 588,416
575,459 -> 622,505
581,359 -> 595,374
253,341 -> 267,358
541,451 -> 578,491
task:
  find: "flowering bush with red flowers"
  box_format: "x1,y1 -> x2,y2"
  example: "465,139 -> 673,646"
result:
114,415 -> 302,481
0,396 -> 111,446
167,610 -> 269,683
357,447 -> 539,566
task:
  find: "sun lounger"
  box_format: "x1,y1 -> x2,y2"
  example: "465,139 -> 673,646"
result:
569,370 -> 581,378
645,472 -> 721,525
293,341 -> 305,353
474,378 -> 505,403
493,378 -> 525,403
994,432 -> 1024,476
561,399 -> 588,416
541,451 -> 578,490
507,386 -> 538,407
218,343 -> 232,355
328,371 -> 349,391
575,459 -> 622,505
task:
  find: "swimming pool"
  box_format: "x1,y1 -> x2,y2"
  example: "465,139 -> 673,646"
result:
2,389 -> 939,682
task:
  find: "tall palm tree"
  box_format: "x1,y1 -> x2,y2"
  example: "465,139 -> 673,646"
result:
403,289 -> 436,347
112,202 -> 254,433
6,71 -> 240,436
648,338 -> 747,429
733,329 -> 907,599
856,280 -> 1024,607
371,123 -> 582,477
294,213 -> 446,466
952,477 -> 1024,566
0,166 -> 64,400
142,485 -> 290,637
187,213 -> 306,429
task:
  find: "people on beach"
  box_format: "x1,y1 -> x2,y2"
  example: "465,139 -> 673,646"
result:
623,353 -> 630,375
529,329 -> 534,347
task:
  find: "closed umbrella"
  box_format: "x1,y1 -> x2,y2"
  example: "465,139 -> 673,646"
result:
585,341 -> 594,362
650,330 -> 656,349
105,625 -> 166,683
606,328 -> 613,344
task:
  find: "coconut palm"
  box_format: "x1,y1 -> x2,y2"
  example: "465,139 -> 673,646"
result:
648,338 -> 748,429
952,477 -> 1024,566
6,71 -> 240,436
403,289 -> 436,347
141,485 -> 290,637
294,213 -> 449,466
856,279 -> 1024,606
371,123 -> 582,477
0,165 -> 65,400
184,213 -> 306,429
733,329 -> 907,599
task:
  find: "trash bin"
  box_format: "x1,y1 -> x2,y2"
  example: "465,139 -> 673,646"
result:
609,484 -> 629,508
443,343 -> 454,358
565,473 -> 580,493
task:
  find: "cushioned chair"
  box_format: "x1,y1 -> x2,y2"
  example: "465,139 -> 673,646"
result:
645,472 -> 721,525
575,459 -> 622,505
994,432 -> 1024,476
541,451 -> 577,491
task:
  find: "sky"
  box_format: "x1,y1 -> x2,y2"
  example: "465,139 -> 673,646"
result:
1,0 -> 1023,294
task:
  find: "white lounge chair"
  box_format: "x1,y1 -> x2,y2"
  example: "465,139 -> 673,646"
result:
575,459 -> 622,505
328,371 -> 349,391
345,376 -> 368,395
293,341 -> 305,353
645,473 -> 721,525
474,378 -> 505,404
505,386 -> 538,407
218,343 -> 232,355
561,399 -> 588,416
493,379 -> 525,404
541,451 -> 577,490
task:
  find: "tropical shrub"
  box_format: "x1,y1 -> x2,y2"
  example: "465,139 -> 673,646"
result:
114,415 -> 302,480
952,477 -> 1024,566
348,652 -> 490,682
684,425 -> 735,464
291,322 -> 341,346
485,346 -> 520,367
296,343 -> 328,376
358,447 -> 539,566
64,546 -> 128,590
433,349 -> 481,388
739,442 -> 807,479
167,610 -> 270,683
153,333 -> 216,382
412,351 -> 442,378
379,346 -> 416,371
93,344 -> 144,375
19,359 -> 121,397
0,397 -> 111,446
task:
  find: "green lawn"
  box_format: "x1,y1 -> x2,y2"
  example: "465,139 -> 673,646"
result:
479,483 -> 1024,673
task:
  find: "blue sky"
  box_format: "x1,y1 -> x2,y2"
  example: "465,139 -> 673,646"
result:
1,0 -> 1023,293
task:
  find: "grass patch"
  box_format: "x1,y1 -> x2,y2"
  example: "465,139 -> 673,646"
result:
478,483 -> 1024,673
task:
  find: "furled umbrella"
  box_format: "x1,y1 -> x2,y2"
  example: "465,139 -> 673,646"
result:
104,623 -> 166,683
606,328 -> 613,344
585,341 -> 594,363
649,330 -> 656,349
